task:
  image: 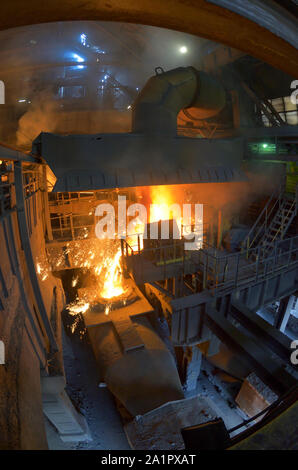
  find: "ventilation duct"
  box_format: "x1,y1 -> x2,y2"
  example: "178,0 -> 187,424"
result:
33,67 -> 245,192
132,66 -> 226,135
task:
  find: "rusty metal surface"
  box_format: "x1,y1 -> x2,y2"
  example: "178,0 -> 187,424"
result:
206,0 -> 298,48
0,1 -> 297,76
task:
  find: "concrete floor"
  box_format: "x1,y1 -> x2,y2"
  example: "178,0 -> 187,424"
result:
187,358 -> 248,437
45,320 -> 130,450
45,311 -> 251,450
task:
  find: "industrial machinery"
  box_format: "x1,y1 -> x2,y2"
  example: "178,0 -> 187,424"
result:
0,7 -> 297,451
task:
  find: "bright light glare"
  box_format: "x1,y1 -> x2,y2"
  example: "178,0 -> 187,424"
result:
73,53 -> 84,63
72,53 -> 85,69
179,46 -> 188,54
80,33 -> 87,46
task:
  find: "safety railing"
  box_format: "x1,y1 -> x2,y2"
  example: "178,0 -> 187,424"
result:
122,230 -> 298,296
242,184 -> 298,259
22,164 -> 45,237
227,385 -> 298,446
121,223 -> 210,281
50,216 -> 95,241
0,154 -> 58,355
0,160 -> 14,220
0,155 -> 45,222
270,195 -> 297,245
241,184 -> 284,255
199,234 -> 298,296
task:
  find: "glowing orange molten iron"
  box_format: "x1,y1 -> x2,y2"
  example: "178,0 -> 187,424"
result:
67,185 -> 183,326
98,248 -> 126,300
127,185 -> 182,252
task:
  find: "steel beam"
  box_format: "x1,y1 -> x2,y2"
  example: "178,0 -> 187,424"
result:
230,299 -> 296,366
205,304 -> 296,395
0,143 -> 37,163
207,0 -> 298,49
274,295 -> 295,332
14,162 -> 58,353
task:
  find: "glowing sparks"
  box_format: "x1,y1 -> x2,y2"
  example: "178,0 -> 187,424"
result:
105,305 -> 110,316
94,265 -> 102,276
66,299 -> 90,316
127,216 -> 145,252
36,259 -> 49,281
65,242 -> 127,331
65,298 -> 90,334
97,248 -> 126,300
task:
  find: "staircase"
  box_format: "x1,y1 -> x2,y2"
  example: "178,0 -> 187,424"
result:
242,185 -> 297,257
259,196 -> 296,257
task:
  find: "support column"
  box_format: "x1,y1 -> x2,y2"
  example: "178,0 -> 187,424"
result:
207,334 -> 221,357
14,162 -> 58,353
41,165 -> 53,241
182,346 -> 202,392
274,295 -> 295,333
217,210 -> 222,248
217,295 -> 231,318
173,276 -> 183,298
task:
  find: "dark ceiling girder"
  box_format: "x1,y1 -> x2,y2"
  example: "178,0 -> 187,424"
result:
0,62 -> 138,76
0,1 -> 297,76
91,22 -> 142,63
206,0 -> 298,49
238,79 -> 285,127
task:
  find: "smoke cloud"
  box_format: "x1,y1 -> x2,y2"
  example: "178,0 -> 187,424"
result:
16,91 -> 60,148
0,21 -> 205,149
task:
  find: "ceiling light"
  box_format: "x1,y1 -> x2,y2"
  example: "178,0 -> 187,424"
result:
80,34 -> 87,46
179,46 -> 188,54
73,53 -> 84,63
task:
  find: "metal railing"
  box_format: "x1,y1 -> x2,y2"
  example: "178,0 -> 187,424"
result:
198,235 -> 298,296
48,191 -> 97,241
242,184 -> 297,257
122,229 -> 298,297
241,185 -> 283,254
50,217 -> 95,241
121,223 -> 210,282
227,385 -> 298,447
269,196 -> 297,245
22,165 -> 44,236
0,160 -> 14,219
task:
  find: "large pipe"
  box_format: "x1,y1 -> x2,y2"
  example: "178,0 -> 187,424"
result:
132,66 -> 226,135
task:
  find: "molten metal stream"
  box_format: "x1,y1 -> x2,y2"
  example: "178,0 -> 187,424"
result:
99,248 -> 126,299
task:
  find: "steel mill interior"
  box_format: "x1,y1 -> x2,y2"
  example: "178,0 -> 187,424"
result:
0,0 -> 297,452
